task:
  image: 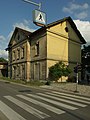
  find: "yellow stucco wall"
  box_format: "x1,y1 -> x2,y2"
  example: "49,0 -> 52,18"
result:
68,41 -> 81,63
67,21 -> 81,43
67,21 -> 81,64
46,20 -> 82,81
46,21 -> 69,80
49,21 -> 68,36
47,21 -> 68,62
47,32 -> 68,61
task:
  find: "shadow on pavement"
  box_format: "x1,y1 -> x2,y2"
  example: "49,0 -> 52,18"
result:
18,89 -> 32,93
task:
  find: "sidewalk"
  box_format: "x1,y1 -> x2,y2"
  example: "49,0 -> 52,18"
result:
41,82 -> 90,97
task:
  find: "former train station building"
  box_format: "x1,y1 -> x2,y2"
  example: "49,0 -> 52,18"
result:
7,17 -> 86,82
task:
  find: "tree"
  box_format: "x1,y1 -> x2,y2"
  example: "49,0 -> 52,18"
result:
49,61 -> 71,81
81,45 -> 90,80
82,45 -> 90,68
0,57 -> 8,62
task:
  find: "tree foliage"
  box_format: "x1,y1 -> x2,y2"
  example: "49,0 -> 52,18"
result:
83,45 -> 90,52
49,61 -> 72,81
0,57 -> 8,62
82,45 -> 90,74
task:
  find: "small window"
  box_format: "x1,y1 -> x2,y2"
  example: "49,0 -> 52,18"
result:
18,34 -> 20,40
65,27 -> 68,32
17,49 -> 20,60
21,47 -> 24,59
13,51 -> 16,61
35,42 -> 39,56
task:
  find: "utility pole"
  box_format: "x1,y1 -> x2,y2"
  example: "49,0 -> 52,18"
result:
74,63 -> 79,93
23,0 -> 41,10
75,72 -> 79,92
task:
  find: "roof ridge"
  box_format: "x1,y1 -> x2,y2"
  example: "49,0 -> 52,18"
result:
15,27 -> 32,34
47,16 -> 71,27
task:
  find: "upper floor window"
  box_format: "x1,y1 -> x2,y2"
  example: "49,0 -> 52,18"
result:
17,49 -> 20,60
21,47 -> 24,59
35,42 -> 39,56
18,34 -> 20,40
65,27 -> 69,32
13,51 -> 16,61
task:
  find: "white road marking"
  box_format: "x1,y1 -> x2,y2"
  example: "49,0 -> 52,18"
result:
4,96 -> 50,119
27,94 -> 77,110
2,91 -> 89,120
37,93 -> 87,107
46,92 -> 90,104
17,94 -> 65,115
0,100 -> 26,120
52,91 -> 90,101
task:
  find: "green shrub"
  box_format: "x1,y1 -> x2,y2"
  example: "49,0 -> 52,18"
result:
49,61 -> 72,81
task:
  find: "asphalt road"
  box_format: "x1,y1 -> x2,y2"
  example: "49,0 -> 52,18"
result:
0,80 -> 90,120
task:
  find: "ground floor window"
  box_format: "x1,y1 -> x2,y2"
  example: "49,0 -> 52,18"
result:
31,61 -> 46,80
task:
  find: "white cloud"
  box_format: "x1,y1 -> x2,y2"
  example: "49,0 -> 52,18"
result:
0,35 -> 5,41
63,7 -> 73,14
63,2 -> 89,13
0,35 -> 8,59
83,3 -> 89,9
7,22 -> 33,42
0,19 -> 36,59
13,20 -> 35,32
0,49 -> 8,59
75,11 -> 88,19
0,35 -> 7,49
13,22 -> 31,32
74,19 -> 90,44
8,19 -> 36,41
7,30 -> 13,41
7,19 -> 35,40
62,2 -> 89,19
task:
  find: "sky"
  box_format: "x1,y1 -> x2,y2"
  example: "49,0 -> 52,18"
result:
0,0 -> 90,59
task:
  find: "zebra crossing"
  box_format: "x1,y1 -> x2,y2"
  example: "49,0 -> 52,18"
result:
0,91 -> 90,120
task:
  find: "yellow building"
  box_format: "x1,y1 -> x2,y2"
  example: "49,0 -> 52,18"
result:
7,17 -> 86,81
7,27 -> 31,81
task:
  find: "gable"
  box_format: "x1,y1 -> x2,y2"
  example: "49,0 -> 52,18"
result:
12,31 -> 25,45
46,17 -> 86,44
46,19 -> 82,44
9,27 -> 31,47
66,21 -> 81,43
47,21 -> 68,38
